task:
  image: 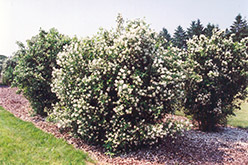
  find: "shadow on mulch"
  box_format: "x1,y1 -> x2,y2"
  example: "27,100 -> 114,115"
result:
0,84 -> 9,88
126,135 -> 225,164
127,127 -> 248,164
69,131 -> 227,164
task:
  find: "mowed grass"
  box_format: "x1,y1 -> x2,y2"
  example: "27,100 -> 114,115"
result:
0,106 -> 94,165
228,101 -> 248,129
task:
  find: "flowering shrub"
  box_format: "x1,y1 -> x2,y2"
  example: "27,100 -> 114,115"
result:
0,55 -> 7,74
184,30 -> 248,131
51,16 -> 186,153
12,28 -> 71,116
1,56 -> 17,86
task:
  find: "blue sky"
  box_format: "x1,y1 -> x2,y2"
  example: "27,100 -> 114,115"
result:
1,0 -> 247,56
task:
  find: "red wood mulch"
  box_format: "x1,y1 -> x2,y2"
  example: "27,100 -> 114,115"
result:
0,86 -> 248,165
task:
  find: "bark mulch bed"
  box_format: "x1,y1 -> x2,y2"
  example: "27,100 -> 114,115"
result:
0,86 -> 248,165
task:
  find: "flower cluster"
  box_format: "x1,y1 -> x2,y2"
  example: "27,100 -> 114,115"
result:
50,15 -> 186,153
184,30 -> 248,131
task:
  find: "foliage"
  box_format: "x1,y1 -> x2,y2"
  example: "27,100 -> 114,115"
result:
187,19 -> 205,38
0,55 -> 7,75
1,56 -> 18,85
51,16 -> 186,153
204,23 -> 219,38
230,14 -> 248,42
12,28 -> 71,116
0,55 -> 7,60
159,28 -> 172,48
183,30 -> 248,131
172,26 -> 187,49
0,106 -> 94,164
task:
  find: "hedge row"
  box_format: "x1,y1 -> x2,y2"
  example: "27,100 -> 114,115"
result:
10,16 -> 248,153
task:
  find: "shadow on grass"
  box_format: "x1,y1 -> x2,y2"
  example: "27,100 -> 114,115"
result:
237,126 -> 248,129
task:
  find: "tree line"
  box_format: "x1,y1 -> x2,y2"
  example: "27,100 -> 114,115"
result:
160,14 -> 248,49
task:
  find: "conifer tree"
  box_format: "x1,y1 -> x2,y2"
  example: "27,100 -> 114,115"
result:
204,23 -> 219,38
172,25 -> 187,49
187,19 -> 204,38
230,14 -> 248,41
159,28 -> 172,48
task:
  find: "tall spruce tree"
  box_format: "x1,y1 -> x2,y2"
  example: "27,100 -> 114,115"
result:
172,25 -> 187,49
230,14 -> 248,41
187,19 -> 204,38
159,28 -> 172,42
159,28 -> 172,48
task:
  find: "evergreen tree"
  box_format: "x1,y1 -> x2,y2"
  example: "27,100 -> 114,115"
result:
230,14 -> 248,41
159,28 -> 172,42
187,19 -> 204,38
224,28 -> 231,38
159,28 -> 172,48
172,25 -> 187,49
204,23 -> 219,38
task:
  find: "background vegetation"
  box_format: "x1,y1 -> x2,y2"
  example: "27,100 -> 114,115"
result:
160,14 -> 248,49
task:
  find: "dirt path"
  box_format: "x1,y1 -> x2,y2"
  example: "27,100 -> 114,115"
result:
0,86 -> 248,164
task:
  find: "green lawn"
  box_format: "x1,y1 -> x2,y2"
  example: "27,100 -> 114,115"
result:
0,106 -> 95,165
227,102 -> 248,129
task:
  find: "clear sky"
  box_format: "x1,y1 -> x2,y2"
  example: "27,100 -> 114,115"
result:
1,0 -> 247,56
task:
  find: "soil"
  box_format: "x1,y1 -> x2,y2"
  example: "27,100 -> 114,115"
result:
0,86 -> 248,165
